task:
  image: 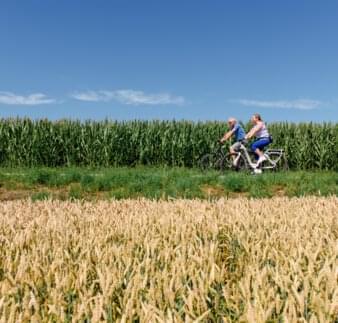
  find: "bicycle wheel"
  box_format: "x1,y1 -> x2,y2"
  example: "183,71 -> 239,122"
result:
198,153 -> 224,171
276,154 -> 289,171
222,153 -> 235,170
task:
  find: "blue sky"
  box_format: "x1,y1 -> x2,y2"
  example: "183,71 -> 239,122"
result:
0,0 -> 337,122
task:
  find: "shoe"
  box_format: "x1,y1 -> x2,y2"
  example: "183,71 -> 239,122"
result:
251,162 -> 258,169
253,168 -> 262,174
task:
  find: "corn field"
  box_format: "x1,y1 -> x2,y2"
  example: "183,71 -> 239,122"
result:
0,118 -> 337,170
0,197 -> 337,322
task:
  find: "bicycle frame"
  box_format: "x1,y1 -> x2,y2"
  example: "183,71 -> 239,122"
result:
199,142 -> 285,172
237,144 -> 257,169
263,149 -> 285,169
235,144 -> 284,170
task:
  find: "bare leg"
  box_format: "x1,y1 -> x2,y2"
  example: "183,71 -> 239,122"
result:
254,148 -> 267,169
229,147 -> 237,162
255,148 -> 263,157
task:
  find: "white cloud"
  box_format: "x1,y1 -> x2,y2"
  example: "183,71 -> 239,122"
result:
0,92 -> 56,105
71,89 -> 185,105
236,99 -> 322,110
70,91 -> 105,102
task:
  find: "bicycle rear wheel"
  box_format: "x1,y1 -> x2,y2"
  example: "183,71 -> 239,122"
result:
276,154 -> 289,171
198,153 -> 224,171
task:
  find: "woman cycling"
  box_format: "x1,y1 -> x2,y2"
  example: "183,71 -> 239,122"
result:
245,113 -> 272,167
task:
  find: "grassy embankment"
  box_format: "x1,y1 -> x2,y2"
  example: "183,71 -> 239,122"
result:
0,167 -> 336,201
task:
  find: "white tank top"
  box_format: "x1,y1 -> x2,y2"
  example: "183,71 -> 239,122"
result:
256,122 -> 269,138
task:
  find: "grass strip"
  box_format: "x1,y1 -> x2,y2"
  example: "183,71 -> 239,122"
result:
0,166 -> 336,201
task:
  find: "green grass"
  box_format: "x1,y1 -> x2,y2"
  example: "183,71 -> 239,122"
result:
0,166 -> 336,201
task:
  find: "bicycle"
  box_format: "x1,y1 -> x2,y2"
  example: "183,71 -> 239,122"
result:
199,141 -> 288,173
225,141 -> 288,173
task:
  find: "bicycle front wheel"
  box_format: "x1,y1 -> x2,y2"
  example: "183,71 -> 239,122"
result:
198,154 -> 224,171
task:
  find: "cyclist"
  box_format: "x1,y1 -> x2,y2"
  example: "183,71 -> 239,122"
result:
245,113 -> 272,167
220,118 -> 246,163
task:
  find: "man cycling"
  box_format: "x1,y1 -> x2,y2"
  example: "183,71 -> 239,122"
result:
220,118 -> 246,163
245,113 -> 272,167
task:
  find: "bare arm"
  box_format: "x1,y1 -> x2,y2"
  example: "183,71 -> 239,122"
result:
245,123 -> 262,139
220,129 -> 235,142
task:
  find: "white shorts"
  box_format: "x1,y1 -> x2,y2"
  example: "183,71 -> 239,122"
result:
230,141 -> 242,152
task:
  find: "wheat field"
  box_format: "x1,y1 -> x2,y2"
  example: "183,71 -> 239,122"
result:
0,197 -> 337,322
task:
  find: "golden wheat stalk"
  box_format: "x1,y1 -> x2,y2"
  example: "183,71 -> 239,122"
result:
0,197 -> 336,322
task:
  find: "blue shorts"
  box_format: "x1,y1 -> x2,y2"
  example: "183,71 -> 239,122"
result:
251,137 -> 271,157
